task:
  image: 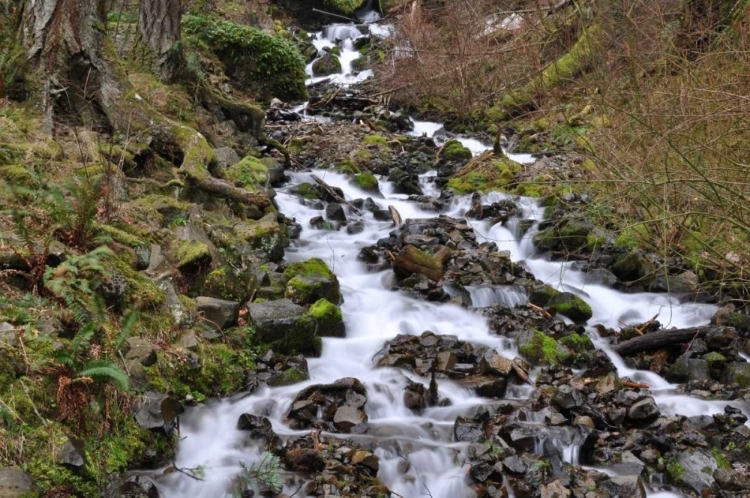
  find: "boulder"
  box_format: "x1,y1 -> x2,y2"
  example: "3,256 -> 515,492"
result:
213,147 -> 240,169
454,417 -> 485,442
134,392 -> 185,434
287,377 -> 368,433
283,258 -> 342,305
103,475 -> 160,498
600,475 -> 646,498
245,299 -> 318,356
627,397 -> 659,424
553,385 -> 584,410
312,53 -> 341,76
310,298 -> 346,337
195,297 -> 240,330
325,202 -> 347,222
0,468 -> 34,498
234,213 -> 287,262
388,168 -> 423,196
724,361 -> 750,387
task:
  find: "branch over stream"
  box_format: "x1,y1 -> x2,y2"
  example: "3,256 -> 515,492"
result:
614,326 -> 731,355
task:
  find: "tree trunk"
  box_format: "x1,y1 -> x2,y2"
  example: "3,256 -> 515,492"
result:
137,0 -> 184,82
18,0 -> 270,210
23,0 -> 118,131
614,326 -> 728,355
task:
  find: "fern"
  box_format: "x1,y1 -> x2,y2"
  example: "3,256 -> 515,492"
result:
115,311 -> 138,350
77,360 -> 130,391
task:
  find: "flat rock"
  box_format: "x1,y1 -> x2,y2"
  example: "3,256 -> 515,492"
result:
195,296 -> 240,330
0,467 -> 34,497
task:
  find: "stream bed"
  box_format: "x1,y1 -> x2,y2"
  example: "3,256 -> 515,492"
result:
154,13 -> 750,498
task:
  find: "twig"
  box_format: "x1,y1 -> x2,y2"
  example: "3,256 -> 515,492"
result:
633,313 -> 659,336
170,461 -> 205,481
528,302 -> 553,319
311,7 -> 359,23
622,380 -> 649,389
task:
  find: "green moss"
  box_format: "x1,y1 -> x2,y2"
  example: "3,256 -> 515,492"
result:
711,447 -> 731,469
292,182 -> 320,199
336,160 -> 360,174
667,460 -> 685,481
268,367 -> 309,386
703,352 -> 727,365
283,258 -> 341,305
203,266 -> 258,302
0,164 -> 36,186
309,298 -> 345,337
614,225 -> 648,251
225,156 -> 269,190
175,241 -> 211,269
560,333 -> 594,351
443,140 -> 472,161
110,255 -> 165,309
96,223 -> 147,247
284,258 -> 336,281
363,134 -> 388,148
519,330 -> 570,366
549,294 -> 593,323
182,15 -> 308,101
323,0 -> 365,14
353,172 -> 379,191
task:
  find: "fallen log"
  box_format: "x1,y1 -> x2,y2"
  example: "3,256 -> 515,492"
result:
614,326 -> 728,355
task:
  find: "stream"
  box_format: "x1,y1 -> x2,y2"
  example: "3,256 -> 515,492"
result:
155,13 -> 749,498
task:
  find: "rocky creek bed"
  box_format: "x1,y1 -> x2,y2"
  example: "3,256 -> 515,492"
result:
107,15 -> 750,498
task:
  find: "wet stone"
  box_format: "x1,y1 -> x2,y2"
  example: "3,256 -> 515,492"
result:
326,202 -> 347,222
553,385 -> 584,410
627,397 -> 659,423
454,417 -> 485,442
503,455 -> 527,475
600,475 -> 646,498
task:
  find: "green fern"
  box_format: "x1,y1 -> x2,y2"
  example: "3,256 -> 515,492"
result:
115,311 -> 138,350
77,360 -> 130,391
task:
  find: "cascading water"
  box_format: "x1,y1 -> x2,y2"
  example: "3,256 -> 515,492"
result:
154,12 -> 750,498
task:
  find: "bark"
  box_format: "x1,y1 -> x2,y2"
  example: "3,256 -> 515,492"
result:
19,0 -> 269,210
614,326 -> 728,355
137,0 -> 184,82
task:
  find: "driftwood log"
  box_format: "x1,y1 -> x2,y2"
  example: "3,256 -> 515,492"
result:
614,326 -> 729,355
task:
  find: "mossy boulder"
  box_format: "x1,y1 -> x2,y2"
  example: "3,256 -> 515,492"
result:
534,220 -> 593,253
175,240 -> 211,270
446,154 -> 523,193
324,0 -> 365,14
225,156 -> 269,190
245,299 -> 318,356
312,53 -> 342,76
283,258 -> 342,305
612,250 -> 654,282
442,140 -> 472,162
202,266 -> 259,302
291,182 -> 320,199
310,298 -> 346,337
528,284 -> 592,323
518,330 -> 571,366
724,362 -> 750,387
182,15 -> 308,101
234,213 -> 288,263
352,172 -> 379,193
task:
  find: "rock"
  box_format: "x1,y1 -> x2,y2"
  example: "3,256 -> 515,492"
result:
666,357 -> 710,382
285,448 -> 326,472
547,291 -> 592,323
104,475 -> 160,498
541,479 -> 571,498
56,437 -> 85,468
596,372 -> 620,395
404,382 -> 427,412
600,475 -> 646,498
373,209 -> 392,221
714,468 -> 750,491
326,202 -> 347,222
627,397 -> 659,423
553,385 -> 584,410
158,279 -> 191,328
123,337 -> 157,366
245,299 -> 317,356
479,350 -> 513,376
0,322 -> 17,348
333,405 -> 367,431
310,298 -> 346,337
724,362 -> 750,387
134,392 -> 184,434
393,245 -> 443,282
283,258 -> 342,305
435,351 -> 457,371
674,449 -> 718,493
213,147 -> 241,169
176,330 -> 199,351
346,220 -> 365,235
583,268 -> 619,287
475,378 -> 507,398
195,296 -> 240,330
234,214 -> 287,262
388,168 -> 424,196
312,53 -> 341,76
236,413 -> 276,441
202,266 -> 259,303
0,468 -> 33,498
351,450 -> 379,473
454,417 -> 484,442
573,415 -> 595,429
503,455 -> 527,475
612,250 -> 653,282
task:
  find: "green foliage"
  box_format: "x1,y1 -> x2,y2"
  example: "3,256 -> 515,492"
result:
323,0 -> 365,15
519,330 -> 570,366
231,453 -> 284,497
353,172 -> 379,191
442,140 -> 473,161
667,460 -> 685,481
43,246 -> 114,324
182,15 -> 308,101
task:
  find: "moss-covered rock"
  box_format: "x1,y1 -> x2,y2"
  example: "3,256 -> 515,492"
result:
310,298 -> 346,337
442,140 -> 472,161
182,15 -> 308,101
352,172 -> 379,193
528,284 -> 592,323
612,250 -> 654,282
446,154 -> 523,193
518,330 -> 571,365
312,53 -> 342,76
534,220 -> 592,253
225,156 -> 269,190
245,299 -> 318,356
202,266 -> 259,302
291,182 -> 320,199
323,0 -> 365,14
283,258 -> 342,304
234,213 -> 288,262
175,240 -> 211,270
363,133 -> 388,148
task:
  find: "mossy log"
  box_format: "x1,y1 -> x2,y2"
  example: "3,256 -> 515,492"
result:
614,326 -> 729,355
